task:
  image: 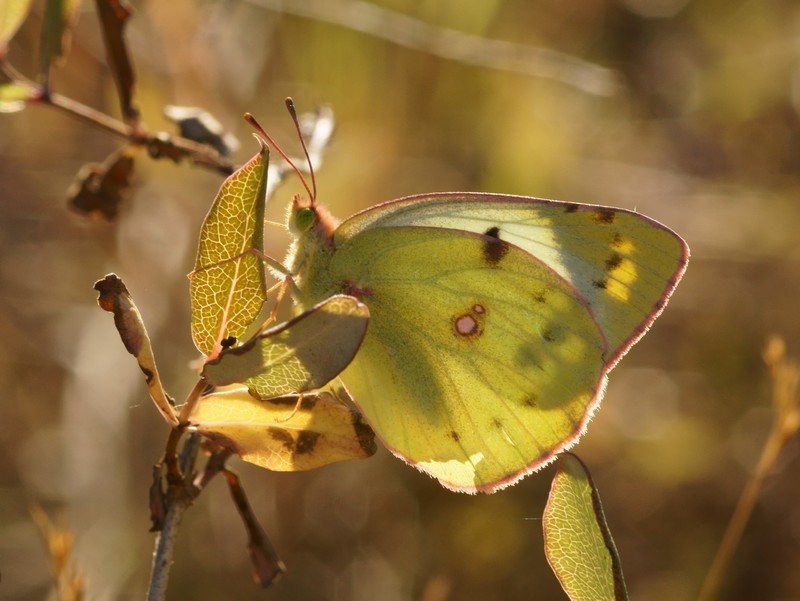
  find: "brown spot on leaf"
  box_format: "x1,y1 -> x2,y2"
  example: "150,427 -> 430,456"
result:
140,366 -> 154,384
220,336 -> 237,349
351,410 -> 378,455
267,427 -> 294,451
295,431 -> 321,455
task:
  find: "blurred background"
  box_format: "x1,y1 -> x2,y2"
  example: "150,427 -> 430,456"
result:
2,1 -> 800,600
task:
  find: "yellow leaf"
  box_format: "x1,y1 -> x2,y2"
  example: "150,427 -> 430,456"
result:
190,386 -> 376,471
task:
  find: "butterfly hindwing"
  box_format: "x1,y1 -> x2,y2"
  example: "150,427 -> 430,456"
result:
300,225 -> 610,492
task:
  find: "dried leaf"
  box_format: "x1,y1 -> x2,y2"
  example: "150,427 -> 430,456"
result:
164,105 -> 240,156
543,454 -> 628,601
0,0 -> 33,56
223,469 -> 286,586
203,295 -> 369,399
94,274 -> 178,427
189,387 -> 376,471
190,145 -> 268,358
67,149 -> 134,220
94,0 -> 138,122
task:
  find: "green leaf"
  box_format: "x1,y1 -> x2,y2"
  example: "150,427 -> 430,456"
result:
38,0 -> 81,84
203,295 -> 370,399
0,0 -> 33,55
190,145 -> 268,358
189,386 -> 377,471
543,454 -> 629,601
0,82 -> 34,113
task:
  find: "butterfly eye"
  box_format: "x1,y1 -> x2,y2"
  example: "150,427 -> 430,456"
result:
295,207 -> 317,232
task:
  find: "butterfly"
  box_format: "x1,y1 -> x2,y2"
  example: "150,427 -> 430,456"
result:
284,190 -> 689,493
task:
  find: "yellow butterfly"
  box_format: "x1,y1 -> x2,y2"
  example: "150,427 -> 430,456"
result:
285,191 -> 688,493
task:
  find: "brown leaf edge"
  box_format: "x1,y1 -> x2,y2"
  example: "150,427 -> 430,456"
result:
94,273 -> 178,427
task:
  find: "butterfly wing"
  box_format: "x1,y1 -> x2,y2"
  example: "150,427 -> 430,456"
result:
302,225 -> 610,492
335,193 -> 689,365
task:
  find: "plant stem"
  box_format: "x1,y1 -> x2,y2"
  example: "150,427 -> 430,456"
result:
697,338 -> 799,601
147,494 -> 187,601
1,60 -> 235,175
696,426 -> 785,601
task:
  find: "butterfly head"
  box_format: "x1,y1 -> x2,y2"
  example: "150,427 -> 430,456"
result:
289,194 -> 338,244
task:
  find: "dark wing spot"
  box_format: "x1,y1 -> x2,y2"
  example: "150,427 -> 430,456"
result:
533,290 -> 547,304
593,278 -> 608,289
516,341 -> 543,369
220,336 -> 237,349
522,395 -> 538,408
295,431 -> 321,455
482,226 -> 509,265
492,418 -> 503,428
341,280 -> 374,298
453,314 -> 482,338
450,431 -> 460,442
592,209 -> 616,224
541,328 -> 556,342
611,233 -> 625,248
564,203 -> 579,213
605,252 -> 623,272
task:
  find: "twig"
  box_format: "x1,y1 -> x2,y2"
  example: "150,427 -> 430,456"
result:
696,337 -> 800,601
247,0 -> 618,96
0,61 -> 235,175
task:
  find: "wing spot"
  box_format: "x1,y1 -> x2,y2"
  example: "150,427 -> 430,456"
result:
592,209 -> 616,224
492,418 -> 503,428
564,203 -> 579,213
593,278 -> 608,290
450,431 -> 460,442
482,226 -> 509,265
605,252 -> 624,272
341,280 -> 374,298
541,328 -> 556,342
533,290 -> 548,304
516,341 -> 543,369
472,303 -> 486,314
523,395 -> 538,408
454,314 -> 481,337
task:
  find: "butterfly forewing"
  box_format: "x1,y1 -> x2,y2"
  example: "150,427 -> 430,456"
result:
335,193 -> 689,363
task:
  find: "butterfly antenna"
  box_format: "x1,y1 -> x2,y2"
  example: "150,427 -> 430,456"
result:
285,97 -> 317,202
243,112 -> 314,202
